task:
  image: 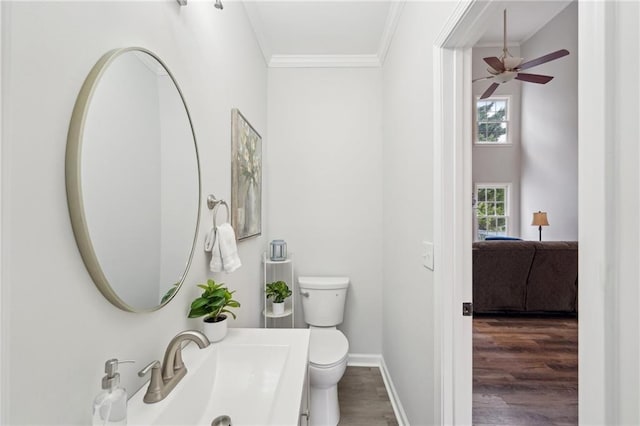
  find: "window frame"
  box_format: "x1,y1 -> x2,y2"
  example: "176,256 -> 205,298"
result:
474,95 -> 511,145
474,183 -> 511,241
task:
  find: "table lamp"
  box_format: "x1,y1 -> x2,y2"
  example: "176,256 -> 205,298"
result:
531,211 -> 549,241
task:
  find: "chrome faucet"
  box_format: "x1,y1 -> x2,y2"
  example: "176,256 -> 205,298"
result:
138,330 -> 210,403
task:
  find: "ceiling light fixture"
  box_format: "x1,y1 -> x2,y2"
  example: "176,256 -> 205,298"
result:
176,0 -> 223,9
472,9 -> 570,99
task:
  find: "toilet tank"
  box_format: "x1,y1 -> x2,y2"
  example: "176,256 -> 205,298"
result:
298,276 -> 350,327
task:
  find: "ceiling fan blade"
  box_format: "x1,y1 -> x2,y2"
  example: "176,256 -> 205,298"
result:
480,83 -> 500,100
515,73 -> 554,84
483,57 -> 505,72
473,76 -> 495,83
518,49 -> 569,71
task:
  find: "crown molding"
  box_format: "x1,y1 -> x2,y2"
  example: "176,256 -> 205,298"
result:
377,0 -> 405,65
269,54 -> 381,68
242,0 -> 405,68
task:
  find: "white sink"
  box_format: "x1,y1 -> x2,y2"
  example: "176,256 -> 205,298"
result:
128,328 -> 310,426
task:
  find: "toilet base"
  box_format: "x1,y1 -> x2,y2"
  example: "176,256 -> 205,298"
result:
310,384 -> 340,426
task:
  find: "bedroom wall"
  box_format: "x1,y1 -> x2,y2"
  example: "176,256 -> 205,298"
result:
472,46 -> 522,238
520,2 -> 578,241
1,2 -> 266,423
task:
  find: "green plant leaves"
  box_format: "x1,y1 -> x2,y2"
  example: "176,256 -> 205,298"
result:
160,282 -> 180,304
187,279 -> 240,321
190,297 -> 208,309
265,281 -> 292,303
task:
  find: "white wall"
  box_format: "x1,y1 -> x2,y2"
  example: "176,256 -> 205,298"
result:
1,2 -> 266,424
266,68 -> 383,354
472,46 -> 522,237
381,2 -> 457,424
520,2 -> 578,241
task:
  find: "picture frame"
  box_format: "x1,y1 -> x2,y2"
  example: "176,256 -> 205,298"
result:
231,108 -> 262,240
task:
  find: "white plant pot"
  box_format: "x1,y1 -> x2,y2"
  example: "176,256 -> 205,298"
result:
272,301 -> 285,316
202,315 -> 228,342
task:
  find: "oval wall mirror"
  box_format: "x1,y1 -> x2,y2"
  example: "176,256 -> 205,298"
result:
66,47 -> 201,312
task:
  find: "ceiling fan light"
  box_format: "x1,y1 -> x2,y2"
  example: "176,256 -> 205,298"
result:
503,56 -> 523,70
495,71 -> 517,84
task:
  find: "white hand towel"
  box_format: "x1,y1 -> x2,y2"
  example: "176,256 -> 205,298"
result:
204,227 -> 215,252
204,227 -> 223,272
217,223 -> 242,273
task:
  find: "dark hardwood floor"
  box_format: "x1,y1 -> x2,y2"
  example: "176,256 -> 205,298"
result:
473,316 -> 578,426
338,367 -> 398,426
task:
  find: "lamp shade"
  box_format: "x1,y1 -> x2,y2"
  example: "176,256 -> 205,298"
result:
531,211 -> 549,227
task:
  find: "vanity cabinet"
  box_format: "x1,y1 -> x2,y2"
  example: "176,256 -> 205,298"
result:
262,253 -> 295,328
299,367 -> 310,426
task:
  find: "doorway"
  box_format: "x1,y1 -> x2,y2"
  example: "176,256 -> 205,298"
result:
434,0 -> 622,424
470,4 -> 579,423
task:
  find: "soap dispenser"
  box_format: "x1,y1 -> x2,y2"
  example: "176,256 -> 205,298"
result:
92,359 -> 133,426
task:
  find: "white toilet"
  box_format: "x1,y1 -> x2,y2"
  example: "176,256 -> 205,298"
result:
298,276 -> 350,426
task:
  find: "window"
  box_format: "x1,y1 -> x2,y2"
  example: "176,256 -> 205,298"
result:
476,97 -> 509,144
475,184 -> 509,240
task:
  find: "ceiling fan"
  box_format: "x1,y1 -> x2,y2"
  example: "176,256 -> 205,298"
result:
474,9 -> 570,99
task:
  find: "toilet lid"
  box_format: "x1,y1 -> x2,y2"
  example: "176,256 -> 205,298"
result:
309,329 -> 349,367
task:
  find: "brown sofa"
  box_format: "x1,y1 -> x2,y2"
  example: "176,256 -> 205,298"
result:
472,241 -> 578,314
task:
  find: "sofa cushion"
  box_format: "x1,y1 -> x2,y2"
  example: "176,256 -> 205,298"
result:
484,236 -> 523,241
473,241 -> 536,313
525,241 -> 578,312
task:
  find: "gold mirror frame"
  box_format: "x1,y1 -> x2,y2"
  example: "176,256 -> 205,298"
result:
65,47 -> 201,313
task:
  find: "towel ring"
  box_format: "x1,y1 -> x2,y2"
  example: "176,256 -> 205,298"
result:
207,194 -> 230,227
213,202 -> 230,227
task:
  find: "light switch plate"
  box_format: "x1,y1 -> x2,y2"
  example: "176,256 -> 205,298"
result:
422,241 -> 434,270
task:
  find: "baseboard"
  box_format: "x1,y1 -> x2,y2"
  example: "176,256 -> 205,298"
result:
346,353 -> 409,426
379,357 -> 410,426
347,353 -> 382,367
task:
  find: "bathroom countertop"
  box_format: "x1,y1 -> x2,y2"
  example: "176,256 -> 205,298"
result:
129,328 -> 310,426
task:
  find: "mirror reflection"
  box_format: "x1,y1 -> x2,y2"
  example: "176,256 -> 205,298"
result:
67,48 -> 200,312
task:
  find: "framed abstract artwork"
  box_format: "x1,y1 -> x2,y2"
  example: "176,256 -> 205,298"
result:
231,108 -> 262,240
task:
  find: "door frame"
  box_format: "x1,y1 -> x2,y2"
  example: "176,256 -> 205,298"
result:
434,0 -> 611,424
433,1 -> 497,423
0,2 -> 5,423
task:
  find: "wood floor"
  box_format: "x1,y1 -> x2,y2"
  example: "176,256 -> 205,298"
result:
338,367 -> 398,426
473,316 -> 578,426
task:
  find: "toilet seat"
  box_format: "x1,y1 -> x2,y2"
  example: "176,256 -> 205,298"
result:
309,329 -> 349,368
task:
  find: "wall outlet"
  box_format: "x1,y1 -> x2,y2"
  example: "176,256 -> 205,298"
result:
422,241 -> 434,270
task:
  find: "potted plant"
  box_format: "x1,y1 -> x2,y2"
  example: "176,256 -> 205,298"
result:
188,279 -> 240,342
265,280 -> 292,315
160,282 -> 180,305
